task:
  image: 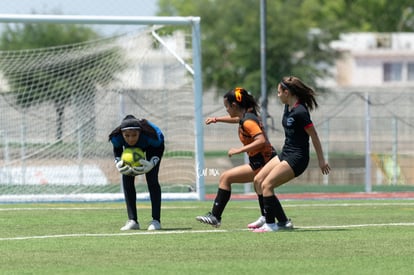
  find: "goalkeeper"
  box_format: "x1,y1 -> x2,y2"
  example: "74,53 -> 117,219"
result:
196,87 -> 290,229
109,115 -> 164,231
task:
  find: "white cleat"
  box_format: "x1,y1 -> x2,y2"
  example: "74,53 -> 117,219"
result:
247,216 -> 266,229
252,223 -> 278,233
120,220 -> 140,231
147,220 -> 162,231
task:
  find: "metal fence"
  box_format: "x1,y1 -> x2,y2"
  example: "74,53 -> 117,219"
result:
203,86 -> 414,188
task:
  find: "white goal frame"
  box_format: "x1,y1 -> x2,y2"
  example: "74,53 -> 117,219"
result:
0,14 -> 205,201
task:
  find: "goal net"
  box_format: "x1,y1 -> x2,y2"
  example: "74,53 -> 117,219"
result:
0,15 -> 204,202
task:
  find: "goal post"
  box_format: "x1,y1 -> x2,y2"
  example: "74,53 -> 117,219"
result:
0,14 -> 205,202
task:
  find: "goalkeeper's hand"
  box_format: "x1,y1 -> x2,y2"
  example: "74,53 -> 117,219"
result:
131,156 -> 160,175
115,158 -> 133,175
129,166 -> 146,176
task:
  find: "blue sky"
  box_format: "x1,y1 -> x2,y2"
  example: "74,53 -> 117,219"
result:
0,0 -> 157,16
0,0 -> 158,35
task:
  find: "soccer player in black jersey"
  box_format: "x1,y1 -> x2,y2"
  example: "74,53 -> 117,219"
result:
253,76 -> 330,232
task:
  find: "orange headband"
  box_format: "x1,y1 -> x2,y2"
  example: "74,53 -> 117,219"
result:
234,87 -> 243,102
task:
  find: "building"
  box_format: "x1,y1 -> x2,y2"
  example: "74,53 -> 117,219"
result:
324,32 -> 414,186
329,32 -> 414,87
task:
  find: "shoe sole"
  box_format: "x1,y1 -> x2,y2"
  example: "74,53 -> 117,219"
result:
196,217 -> 221,228
247,224 -> 264,229
120,226 -> 140,231
252,228 -> 277,233
197,220 -> 221,228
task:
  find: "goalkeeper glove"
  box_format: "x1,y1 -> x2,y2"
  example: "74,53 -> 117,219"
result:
115,158 -> 133,175
132,156 -> 160,174
129,166 -> 146,176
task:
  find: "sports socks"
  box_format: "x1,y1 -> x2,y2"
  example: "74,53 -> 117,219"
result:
274,194 -> 288,223
258,194 -> 265,216
263,195 -> 276,224
211,188 -> 231,220
263,195 -> 288,224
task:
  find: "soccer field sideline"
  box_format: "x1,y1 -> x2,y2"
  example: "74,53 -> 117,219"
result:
217,191 -> 414,200
2,190 -> 413,204
1,200 -> 414,212
1,221 -> 414,242
1,201 -> 414,242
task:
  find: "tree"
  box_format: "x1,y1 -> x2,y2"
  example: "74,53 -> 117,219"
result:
157,0 -> 336,96
157,0 -> 414,96
0,22 -> 123,140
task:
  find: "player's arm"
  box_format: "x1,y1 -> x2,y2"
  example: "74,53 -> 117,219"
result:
228,120 -> 266,157
113,146 -> 133,175
228,133 -> 266,157
113,146 -> 123,159
205,116 -> 240,125
305,125 -> 330,175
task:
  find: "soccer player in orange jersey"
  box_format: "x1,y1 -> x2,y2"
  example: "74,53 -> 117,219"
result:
196,87 -> 290,229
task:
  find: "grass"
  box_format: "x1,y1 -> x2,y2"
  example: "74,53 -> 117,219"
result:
0,199 -> 413,274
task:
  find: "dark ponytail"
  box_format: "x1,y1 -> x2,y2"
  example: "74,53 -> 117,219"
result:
281,76 -> 318,111
224,87 -> 260,116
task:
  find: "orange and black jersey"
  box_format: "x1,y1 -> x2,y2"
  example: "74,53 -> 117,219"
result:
239,113 -> 276,169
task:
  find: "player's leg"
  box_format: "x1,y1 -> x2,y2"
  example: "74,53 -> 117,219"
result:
248,156 -> 281,229
253,155 -> 281,189
214,164 -> 255,217
120,175 -> 140,230
253,160 -> 295,232
196,164 -> 254,227
145,144 -> 164,230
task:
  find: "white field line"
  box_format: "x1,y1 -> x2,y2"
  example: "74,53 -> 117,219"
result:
0,229 -> 228,241
1,203 -> 413,241
1,201 -> 414,212
1,223 -> 414,242
298,222 -> 414,229
241,202 -> 414,208
0,206 -> 197,211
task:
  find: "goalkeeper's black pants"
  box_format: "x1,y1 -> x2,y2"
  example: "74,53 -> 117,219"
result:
122,143 -> 164,222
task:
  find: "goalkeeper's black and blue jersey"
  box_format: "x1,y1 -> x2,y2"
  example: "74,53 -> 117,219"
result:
110,120 -> 164,150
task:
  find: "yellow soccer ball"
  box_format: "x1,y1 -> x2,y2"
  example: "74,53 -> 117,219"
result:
121,147 -> 145,167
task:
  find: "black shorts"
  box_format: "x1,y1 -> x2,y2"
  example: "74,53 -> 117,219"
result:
249,149 -> 277,171
279,150 -> 309,177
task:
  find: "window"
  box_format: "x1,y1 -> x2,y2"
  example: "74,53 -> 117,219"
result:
383,62 -> 402,82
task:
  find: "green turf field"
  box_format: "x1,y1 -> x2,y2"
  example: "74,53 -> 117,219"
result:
1,199 -> 413,274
